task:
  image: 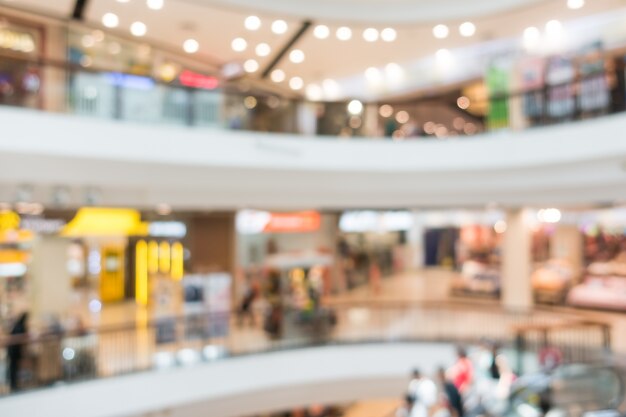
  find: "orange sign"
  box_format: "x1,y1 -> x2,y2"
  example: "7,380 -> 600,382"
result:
264,211 -> 321,233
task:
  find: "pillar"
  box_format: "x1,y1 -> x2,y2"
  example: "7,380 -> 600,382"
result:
363,103 -> 380,137
29,236 -> 71,318
502,209 -> 533,311
550,224 -> 583,276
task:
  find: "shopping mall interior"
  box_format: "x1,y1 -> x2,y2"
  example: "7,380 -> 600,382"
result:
1,0 -> 626,416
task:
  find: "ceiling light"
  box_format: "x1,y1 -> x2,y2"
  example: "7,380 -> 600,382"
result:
363,28 -> 379,42
459,22 -> 476,37
381,28 -> 397,42
537,208 -> 562,223
347,100 -> 363,115
289,77 -> 304,90
436,48 -> 453,66
147,0 -> 164,10
523,26 -> 541,49
494,220 -> 507,234
457,96 -> 470,110
433,24 -> 449,39
336,27 -> 352,41
306,84 -> 323,101
365,67 -> 382,83
379,104 -> 393,118
545,19 -> 563,37
231,37 -> 247,52
385,62 -> 403,79
272,20 -> 288,34
289,49 -> 305,63
102,13 -> 119,28
243,59 -> 259,73
567,0 -> 584,9
270,69 -> 285,83
117,0 -> 130,3
322,78 -> 340,99
183,39 -> 199,54
255,43 -> 271,57
245,16 -> 261,31
244,96 -> 257,109
314,25 -> 330,39
156,203 -> 172,216
130,21 -> 147,37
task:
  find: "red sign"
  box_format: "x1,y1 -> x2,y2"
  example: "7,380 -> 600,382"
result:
264,211 -> 321,233
179,70 -> 219,90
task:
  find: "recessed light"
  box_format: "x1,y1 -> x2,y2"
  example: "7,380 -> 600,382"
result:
306,84 -> 323,101
183,39 -> 199,54
365,67 -> 382,83
381,28 -> 397,42
255,43 -> 271,57
433,24 -> 449,39
396,111 -> 410,124
147,0 -> 164,10
567,0 -> 584,9
231,37 -> 247,52
314,25 -> 330,39
243,59 -> 259,73
545,19 -> 563,36
272,20 -> 288,34
130,21 -> 147,37
347,100 -> 363,115
459,22 -> 476,37
244,96 -> 257,109
289,77 -> 303,90
523,26 -> 541,49
289,49 -> 305,63
336,27 -> 352,41
102,13 -> 119,28
363,28 -> 379,42
245,16 -> 261,31
322,78 -> 340,98
271,69 -> 285,83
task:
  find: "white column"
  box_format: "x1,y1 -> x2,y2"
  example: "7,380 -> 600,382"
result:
363,103 -> 380,137
29,236 -> 71,319
502,209 -> 533,311
296,102 -> 318,135
550,224 -> 583,276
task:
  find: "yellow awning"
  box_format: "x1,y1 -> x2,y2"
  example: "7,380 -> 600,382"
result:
62,207 -> 148,237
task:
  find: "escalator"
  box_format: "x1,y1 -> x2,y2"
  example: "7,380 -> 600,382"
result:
507,364 -> 625,417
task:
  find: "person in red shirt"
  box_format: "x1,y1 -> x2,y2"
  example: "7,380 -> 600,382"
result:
448,347 -> 474,395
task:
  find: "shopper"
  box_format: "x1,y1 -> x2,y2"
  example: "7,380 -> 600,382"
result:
238,279 -> 259,327
408,369 -> 438,417
448,347 -> 474,395
7,311 -> 29,391
437,367 -> 464,417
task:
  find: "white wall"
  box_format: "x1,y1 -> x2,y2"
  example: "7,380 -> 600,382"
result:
1,107 -> 626,209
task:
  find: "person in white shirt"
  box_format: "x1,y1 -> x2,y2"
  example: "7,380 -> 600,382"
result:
408,369 -> 438,417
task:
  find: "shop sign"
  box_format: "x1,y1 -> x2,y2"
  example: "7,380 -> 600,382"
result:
106,72 -> 155,90
179,70 -> 218,90
339,211 -> 413,233
0,28 -> 36,53
236,210 -> 321,234
20,218 -> 66,234
0,211 -> 20,232
149,221 -> 187,238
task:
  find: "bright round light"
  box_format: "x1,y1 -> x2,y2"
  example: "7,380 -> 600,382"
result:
365,67 -> 382,83
102,13 -> 119,28
244,96 -> 257,109
457,96 -> 470,109
336,27 -> 352,41
523,26 -> 541,49
306,84 -> 323,101
130,21 -> 147,37
63,348 -> 76,361
147,0 -> 164,10
363,28 -> 379,42
433,24 -> 449,39
243,59 -> 259,73
270,69 -> 285,83
537,208 -> 562,224
459,22 -> 476,37
314,25 -> 330,39
289,49 -> 305,63
436,48 -> 453,66
272,19 -> 288,34
347,99 -> 363,115
289,76 -> 304,90
89,299 -> 102,313
567,0 -> 584,9
381,28 -> 397,42
385,62 -> 403,78
183,39 -> 199,54
255,43 -> 271,57
494,220 -> 507,234
545,19 -> 563,36
396,110 -> 410,124
231,37 -> 247,52
379,104 -> 393,118
245,15 -> 261,31
322,78 -> 340,99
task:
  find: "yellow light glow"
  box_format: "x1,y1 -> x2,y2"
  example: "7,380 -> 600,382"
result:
62,207 -> 148,237
159,241 -> 170,274
148,240 -> 159,274
171,242 -> 184,281
135,240 -> 148,306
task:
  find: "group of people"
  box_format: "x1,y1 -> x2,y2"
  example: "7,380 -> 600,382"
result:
398,344 -> 518,417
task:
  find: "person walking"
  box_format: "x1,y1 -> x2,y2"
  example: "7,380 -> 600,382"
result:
7,312 -> 29,391
448,347 -> 474,395
437,367 -> 464,417
408,369 -> 438,417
